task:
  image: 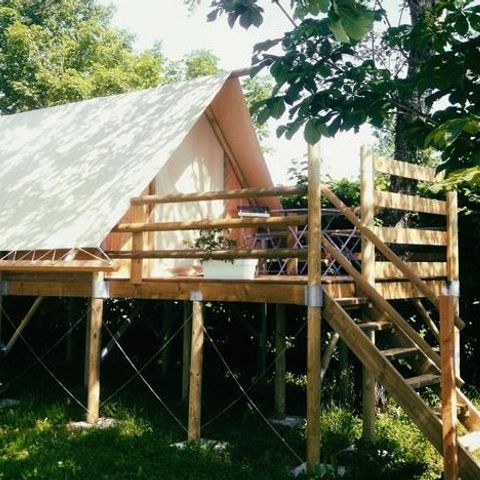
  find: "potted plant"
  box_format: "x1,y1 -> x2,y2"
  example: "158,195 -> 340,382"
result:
190,229 -> 258,280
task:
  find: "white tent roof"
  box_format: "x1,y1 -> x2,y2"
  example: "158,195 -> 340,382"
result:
0,74 -> 231,252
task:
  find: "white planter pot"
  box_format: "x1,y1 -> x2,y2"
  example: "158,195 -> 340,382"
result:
202,259 -> 258,280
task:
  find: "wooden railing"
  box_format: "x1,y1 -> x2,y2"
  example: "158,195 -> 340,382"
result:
360,148 -> 455,284
109,185 -> 307,283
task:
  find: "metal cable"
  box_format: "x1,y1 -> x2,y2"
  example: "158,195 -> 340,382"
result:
101,313 -> 191,406
202,319 -> 307,429
1,308 -> 87,391
1,304 -> 88,412
102,322 -> 189,434
202,324 -> 305,464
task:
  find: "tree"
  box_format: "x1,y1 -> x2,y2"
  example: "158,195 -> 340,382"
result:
0,0 -> 165,113
186,0 -> 480,182
165,49 -> 221,82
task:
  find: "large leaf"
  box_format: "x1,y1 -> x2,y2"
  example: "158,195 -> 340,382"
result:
328,18 -> 350,43
304,118 -> 328,144
333,0 -> 374,41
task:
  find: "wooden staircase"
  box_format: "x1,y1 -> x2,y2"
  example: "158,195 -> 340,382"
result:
323,289 -> 480,480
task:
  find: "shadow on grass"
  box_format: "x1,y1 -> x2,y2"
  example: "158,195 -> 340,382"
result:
0,395 -> 443,480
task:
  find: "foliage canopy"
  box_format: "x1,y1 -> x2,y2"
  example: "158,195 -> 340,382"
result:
188,0 -> 480,181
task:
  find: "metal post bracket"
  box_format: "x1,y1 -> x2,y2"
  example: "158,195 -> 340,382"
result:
305,285 -> 323,307
190,290 -> 203,302
92,275 -> 109,299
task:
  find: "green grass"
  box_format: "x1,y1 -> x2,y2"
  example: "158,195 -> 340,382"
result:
0,386 -> 444,480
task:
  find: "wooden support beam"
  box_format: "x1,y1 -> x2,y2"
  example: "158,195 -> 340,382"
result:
306,143 -> 322,471
188,300 -> 204,442
131,185 -> 306,205
86,275 -> 104,424
274,304 -> 287,418
4,296 -> 44,356
114,214 -> 307,233
320,332 -> 340,382
360,145 -> 376,443
412,299 -> 440,342
108,248 -> 307,260
205,107 -> 249,191
440,295 -> 459,480
0,260 -> 120,272
373,156 -> 442,182
376,261 -> 447,280
322,236 -> 445,375
130,204 -> 146,284
321,185 -> 465,330
374,191 -> 447,215
362,328 -> 376,442
182,302 -> 193,403
446,191 -> 460,376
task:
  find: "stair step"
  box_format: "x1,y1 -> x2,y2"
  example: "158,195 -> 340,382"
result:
405,373 -> 441,389
459,432 -> 480,453
337,297 -> 368,309
434,404 -> 470,419
381,347 -> 419,360
358,321 -> 393,332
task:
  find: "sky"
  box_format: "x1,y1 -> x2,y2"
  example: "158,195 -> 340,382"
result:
98,0 -> 377,184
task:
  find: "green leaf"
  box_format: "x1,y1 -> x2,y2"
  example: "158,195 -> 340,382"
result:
328,18 -> 350,43
269,96 -> 286,119
304,119 -> 327,144
333,0 -> 374,41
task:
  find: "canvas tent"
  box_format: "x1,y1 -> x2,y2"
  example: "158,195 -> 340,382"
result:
0,73 -> 279,275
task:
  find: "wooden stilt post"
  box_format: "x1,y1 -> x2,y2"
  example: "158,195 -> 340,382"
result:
188,298 -> 204,442
360,145 -> 376,442
257,303 -> 267,380
274,303 -> 286,418
440,295 -> 459,480
86,273 -> 104,424
446,191 -> 460,376
306,142 -> 322,471
182,301 -> 193,402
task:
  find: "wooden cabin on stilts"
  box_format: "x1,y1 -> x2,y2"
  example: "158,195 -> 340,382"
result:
0,72 -> 478,479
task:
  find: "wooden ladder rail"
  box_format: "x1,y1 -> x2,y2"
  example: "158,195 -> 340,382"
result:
321,185 -> 465,330
322,291 -> 480,480
322,235 -> 480,432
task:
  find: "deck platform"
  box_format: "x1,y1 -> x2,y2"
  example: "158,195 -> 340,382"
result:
0,272 -> 444,304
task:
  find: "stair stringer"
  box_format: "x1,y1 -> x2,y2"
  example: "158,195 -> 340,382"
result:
323,291 -> 480,480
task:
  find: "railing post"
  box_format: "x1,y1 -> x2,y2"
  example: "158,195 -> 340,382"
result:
306,142 -> 322,471
439,294 -> 459,480
446,191 -> 460,375
360,145 -> 376,442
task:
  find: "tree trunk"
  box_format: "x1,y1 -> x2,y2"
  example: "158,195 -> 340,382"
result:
392,0 -> 434,226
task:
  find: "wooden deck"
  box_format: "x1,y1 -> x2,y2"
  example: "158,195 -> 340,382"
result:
0,272 -> 445,304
